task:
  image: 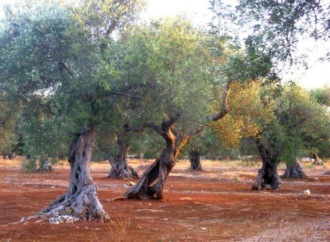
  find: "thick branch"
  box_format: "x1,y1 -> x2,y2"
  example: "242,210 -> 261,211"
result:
59,61 -> 75,79
207,85 -> 231,121
174,126 -> 204,159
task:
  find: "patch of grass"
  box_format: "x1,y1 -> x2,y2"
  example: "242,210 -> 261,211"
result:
0,156 -> 23,168
106,214 -> 131,242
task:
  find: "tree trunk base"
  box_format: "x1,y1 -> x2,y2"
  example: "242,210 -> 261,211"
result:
37,183 -> 109,223
36,159 -> 53,172
251,167 -> 281,191
108,166 -> 139,180
108,157 -> 139,180
188,149 -> 202,171
123,159 -> 161,200
282,161 -> 307,179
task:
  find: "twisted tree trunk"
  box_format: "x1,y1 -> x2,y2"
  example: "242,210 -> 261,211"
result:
108,140 -> 139,179
36,128 -> 109,223
189,148 -> 202,171
252,140 -> 281,190
124,118 -> 176,200
282,158 -> 307,179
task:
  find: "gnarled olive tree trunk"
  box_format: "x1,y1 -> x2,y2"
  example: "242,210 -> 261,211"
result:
189,148 -> 202,171
124,118 -> 176,200
252,139 -> 281,190
282,158 -> 307,179
37,128 -> 109,223
108,140 -> 139,179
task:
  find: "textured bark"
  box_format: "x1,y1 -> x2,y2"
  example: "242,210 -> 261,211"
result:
124,118 -> 176,200
36,128 -> 109,223
189,148 -> 202,171
108,141 -> 139,180
282,159 -> 307,179
252,140 -> 281,190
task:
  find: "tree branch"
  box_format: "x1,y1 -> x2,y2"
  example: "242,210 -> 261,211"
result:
207,85 -> 231,121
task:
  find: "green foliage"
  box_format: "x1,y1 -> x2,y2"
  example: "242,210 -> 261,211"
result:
101,17 -> 218,134
0,96 -> 19,155
260,84 -> 330,162
210,0 -> 330,63
310,86 -> 330,106
211,81 -> 275,148
0,0 -> 144,164
21,158 -> 37,172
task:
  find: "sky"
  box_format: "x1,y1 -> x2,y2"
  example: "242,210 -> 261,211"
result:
1,0 -> 329,89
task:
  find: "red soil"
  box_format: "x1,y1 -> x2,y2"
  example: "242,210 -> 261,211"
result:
0,159 -> 329,241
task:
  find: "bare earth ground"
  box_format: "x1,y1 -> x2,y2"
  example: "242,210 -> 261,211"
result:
0,158 -> 329,242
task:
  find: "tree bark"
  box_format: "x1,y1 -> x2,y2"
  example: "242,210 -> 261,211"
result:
108,140 -> 139,179
252,140 -> 281,190
124,118 -> 176,200
36,128 -> 109,223
312,152 -> 323,165
282,158 -> 307,179
189,148 -> 202,171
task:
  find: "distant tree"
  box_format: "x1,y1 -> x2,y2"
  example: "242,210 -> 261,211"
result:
310,86 -> 330,106
252,85 -> 330,189
108,124 -> 139,179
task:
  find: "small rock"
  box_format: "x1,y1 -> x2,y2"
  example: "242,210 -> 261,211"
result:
129,181 -> 135,186
303,189 -> 311,195
180,197 -> 192,201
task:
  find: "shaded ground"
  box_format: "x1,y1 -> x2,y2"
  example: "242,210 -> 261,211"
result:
0,158 -> 329,241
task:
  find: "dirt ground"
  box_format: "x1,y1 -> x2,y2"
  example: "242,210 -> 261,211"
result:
0,158 -> 329,242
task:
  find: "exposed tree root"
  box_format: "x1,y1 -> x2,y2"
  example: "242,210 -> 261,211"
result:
37,183 -> 109,223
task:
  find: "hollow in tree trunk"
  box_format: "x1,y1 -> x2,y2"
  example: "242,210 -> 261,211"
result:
36,128 -> 109,223
108,140 -> 139,179
189,148 -> 202,171
282,158 -> 307,179
252,140 -> 281,190
124,118 -> 176,200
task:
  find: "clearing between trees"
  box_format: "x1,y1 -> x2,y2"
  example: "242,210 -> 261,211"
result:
0,157 -> 329,241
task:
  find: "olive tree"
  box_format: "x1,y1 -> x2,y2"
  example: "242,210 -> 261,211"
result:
0,0 -> 144,222
99,17 -> 220,199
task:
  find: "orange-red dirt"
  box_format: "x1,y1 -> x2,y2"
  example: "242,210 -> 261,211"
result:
0,158 -> 329,241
